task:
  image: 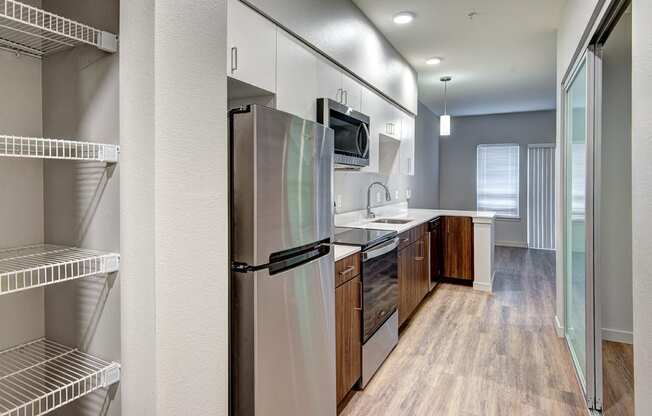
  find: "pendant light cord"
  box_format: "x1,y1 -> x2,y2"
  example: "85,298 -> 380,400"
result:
444,81 -> 447,115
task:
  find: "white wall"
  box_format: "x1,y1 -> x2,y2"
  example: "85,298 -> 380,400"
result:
631,0 -> 652,412
121,1 -> 229,415
438,110 -> 556,246
0,46 -> 44,351
599,12 -> 633,344
333,101 -> 439,213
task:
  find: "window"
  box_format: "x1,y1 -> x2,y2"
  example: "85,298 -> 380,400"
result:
476,144 -> 520,218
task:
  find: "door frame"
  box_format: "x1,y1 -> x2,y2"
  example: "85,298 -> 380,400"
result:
561,47 -> 602,411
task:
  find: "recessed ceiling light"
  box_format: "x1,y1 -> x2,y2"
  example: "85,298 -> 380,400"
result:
426,57 -> 442,66
393,11 -> 415,25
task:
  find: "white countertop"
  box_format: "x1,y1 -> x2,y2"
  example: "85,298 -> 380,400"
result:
333,244 -> 361,262
335,203 -> 495,234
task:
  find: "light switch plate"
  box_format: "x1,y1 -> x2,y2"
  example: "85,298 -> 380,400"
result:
336,194 -> 343,209
406,188 -> 411,199
395,190 -> 399,199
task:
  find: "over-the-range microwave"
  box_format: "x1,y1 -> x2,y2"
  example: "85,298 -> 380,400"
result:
317,98 -> 370,168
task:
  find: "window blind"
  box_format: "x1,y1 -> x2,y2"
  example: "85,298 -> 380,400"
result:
476,144 -> 520,218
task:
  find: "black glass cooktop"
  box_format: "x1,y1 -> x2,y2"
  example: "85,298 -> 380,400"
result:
333,227 -> 397,250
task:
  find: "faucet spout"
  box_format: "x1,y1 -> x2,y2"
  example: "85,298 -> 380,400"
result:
366,181 -> 392,219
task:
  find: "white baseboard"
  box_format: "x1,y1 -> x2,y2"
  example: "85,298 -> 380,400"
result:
554,315 -> 564,338
473,281 -> 492,292
473,271 -> 495,293
495,240 -> 528,248
602,328 -> 633,344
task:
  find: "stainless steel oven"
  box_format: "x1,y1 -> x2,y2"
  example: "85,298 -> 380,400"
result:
317,98 -> 370,168
361,237 -> 399,342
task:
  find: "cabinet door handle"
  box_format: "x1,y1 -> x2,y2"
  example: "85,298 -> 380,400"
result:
354,280 -> 363,311
231,47 -> 238,73
339,265 -> 355,277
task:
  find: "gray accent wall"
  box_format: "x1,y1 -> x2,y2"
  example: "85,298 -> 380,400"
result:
600,12 -> 632,342
334,101 -> 439,212
40,0 -> 121,414
242,0 -> 418,114
438,110 -> 556,246
0,19 -> 45,351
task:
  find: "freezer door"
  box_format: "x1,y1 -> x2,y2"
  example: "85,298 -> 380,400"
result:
231,105 -> 334,266
233,252 -> 336,416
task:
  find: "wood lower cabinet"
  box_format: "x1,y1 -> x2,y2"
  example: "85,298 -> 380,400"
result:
398,232 -> 429,327
442,216 -> 474,280
335,257 -> 361,404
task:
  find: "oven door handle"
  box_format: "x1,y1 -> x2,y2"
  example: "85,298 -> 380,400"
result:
363,237 -> 400,262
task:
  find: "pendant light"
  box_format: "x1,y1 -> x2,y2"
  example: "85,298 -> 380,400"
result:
440,76 -> 452,136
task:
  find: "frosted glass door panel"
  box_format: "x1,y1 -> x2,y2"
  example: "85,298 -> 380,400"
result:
565,60 -> 588,389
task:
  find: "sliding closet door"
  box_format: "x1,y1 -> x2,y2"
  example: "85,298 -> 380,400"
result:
562,48 -> 601,410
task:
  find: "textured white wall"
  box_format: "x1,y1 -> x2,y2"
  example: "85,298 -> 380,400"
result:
121,0 -> 229,415
632,0 -> 652,412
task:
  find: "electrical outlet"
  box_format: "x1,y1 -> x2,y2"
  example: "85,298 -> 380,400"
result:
376,191 -> 381,203
336,194 -> 343,209
395,190 -> 399,199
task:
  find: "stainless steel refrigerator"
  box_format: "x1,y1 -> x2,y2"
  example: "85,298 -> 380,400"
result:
230,105 -> 335,416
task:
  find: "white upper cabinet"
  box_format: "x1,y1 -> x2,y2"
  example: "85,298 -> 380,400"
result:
316,56 -> 344,103
400,113 -> 416,176
227,0 -> 277,93
341,74 -> 363,112
276,30 -> 319,121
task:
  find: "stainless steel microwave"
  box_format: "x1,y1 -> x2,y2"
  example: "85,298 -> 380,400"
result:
317,98 -> 370,168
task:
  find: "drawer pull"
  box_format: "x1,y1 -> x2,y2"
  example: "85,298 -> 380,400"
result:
339,265 -> 355,276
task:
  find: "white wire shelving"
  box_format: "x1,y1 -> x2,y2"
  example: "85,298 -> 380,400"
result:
0,245 -> 120,297
0,135 -> 119,163
0,0 -> 118,58
0,338 -> 120,416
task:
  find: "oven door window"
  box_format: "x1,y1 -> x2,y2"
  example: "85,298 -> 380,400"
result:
362,243 -> 398,343
330,110 -> 369,159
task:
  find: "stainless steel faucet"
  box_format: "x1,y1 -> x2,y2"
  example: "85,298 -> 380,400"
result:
366,181 -> 391,219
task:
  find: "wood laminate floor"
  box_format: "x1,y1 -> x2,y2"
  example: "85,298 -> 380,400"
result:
341,247 -> 588,416
603,340 -> 634,416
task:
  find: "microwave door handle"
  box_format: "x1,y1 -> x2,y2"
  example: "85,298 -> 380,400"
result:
354,124 -> 364,157
363,238 -> 400,262
361,123 -> 370,158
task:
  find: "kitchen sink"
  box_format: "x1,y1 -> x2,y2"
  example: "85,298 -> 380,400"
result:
371,218 -> 413,224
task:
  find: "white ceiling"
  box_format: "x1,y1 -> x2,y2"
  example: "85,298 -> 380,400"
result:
353,0 -> 564,116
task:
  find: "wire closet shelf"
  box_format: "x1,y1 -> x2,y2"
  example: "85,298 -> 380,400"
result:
0,0 -> 118,58
0,135 -> 119,163
0,245 -> 120,297
0,338 -> 120,416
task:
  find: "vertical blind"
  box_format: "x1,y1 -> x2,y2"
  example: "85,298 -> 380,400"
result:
476,144 -> 520,218
527,144 -> 556,250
